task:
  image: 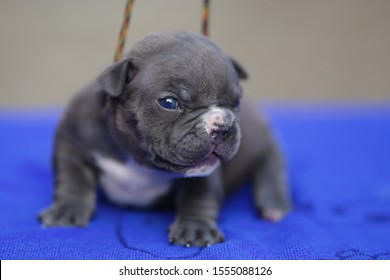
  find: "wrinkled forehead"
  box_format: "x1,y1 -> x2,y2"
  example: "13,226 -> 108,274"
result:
141,49 -> 237,95
127,34 -> 242,105
130,34 -> 236,80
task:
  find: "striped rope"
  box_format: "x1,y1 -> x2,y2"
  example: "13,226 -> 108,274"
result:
202,0 -> 211,37
114,0 -> 135,62
114,0 -> 211,62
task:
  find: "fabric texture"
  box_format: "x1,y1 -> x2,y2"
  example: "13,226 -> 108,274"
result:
0,103 -> 389,260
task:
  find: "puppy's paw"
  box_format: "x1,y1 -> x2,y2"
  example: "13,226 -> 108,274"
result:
255,185 -> 291,222
39,200 -> 94,227
168,220 -> 224,247
258,206 -> 290,222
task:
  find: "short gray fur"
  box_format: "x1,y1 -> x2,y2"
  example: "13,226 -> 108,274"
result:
39,32 -> 291,247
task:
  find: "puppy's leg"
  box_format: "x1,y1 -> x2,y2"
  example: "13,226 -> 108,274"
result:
254,142 -> 291,222
169,170 -> 224,247
39,138 -> 97,227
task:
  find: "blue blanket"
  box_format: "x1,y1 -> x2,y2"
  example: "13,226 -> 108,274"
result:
1,103 -> 389,260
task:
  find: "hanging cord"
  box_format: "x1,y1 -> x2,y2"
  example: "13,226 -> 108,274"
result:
202,0 -> 211,37
114,0 -> 135,62
113,0 -> 211,61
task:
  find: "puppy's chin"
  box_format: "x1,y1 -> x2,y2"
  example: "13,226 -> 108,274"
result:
183,153 -> 221,177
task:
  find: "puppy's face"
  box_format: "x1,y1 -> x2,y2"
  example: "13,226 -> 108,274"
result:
99,33 -> 247,176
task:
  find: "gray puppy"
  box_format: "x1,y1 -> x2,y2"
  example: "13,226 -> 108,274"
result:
39,32 -> 290,247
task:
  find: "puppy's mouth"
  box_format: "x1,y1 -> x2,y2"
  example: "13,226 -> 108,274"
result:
183,151 -> 221,177
166,149 -> 221,178
151,127 -> 240,176
153,148 -> 223,177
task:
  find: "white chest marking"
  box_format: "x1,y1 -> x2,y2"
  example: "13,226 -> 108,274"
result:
94,154 -> 173,207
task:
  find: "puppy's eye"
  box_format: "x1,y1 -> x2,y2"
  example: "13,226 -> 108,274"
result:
157,97 -> 179,110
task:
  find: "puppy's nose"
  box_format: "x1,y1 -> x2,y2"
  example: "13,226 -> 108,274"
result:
210,127 -> 229,144
203,108 -> 235,144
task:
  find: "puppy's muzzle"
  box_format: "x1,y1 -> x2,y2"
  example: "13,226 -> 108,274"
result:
203,107 -> 235,144
172,107 -> 239,170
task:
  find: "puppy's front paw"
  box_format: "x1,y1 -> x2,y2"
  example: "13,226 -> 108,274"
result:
168,220 -> 224,247
255,181 -> 291,222
39,200 -> 94,227
258,206 -> 290,222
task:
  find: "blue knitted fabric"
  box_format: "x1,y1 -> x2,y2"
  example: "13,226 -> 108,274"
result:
0,103 -> 389,260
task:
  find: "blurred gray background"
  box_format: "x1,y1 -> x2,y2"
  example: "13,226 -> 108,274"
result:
0,0 -> 389,107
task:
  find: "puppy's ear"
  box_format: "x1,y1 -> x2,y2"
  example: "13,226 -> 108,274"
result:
98,59 -> 136,97
230,57 -> 249,80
